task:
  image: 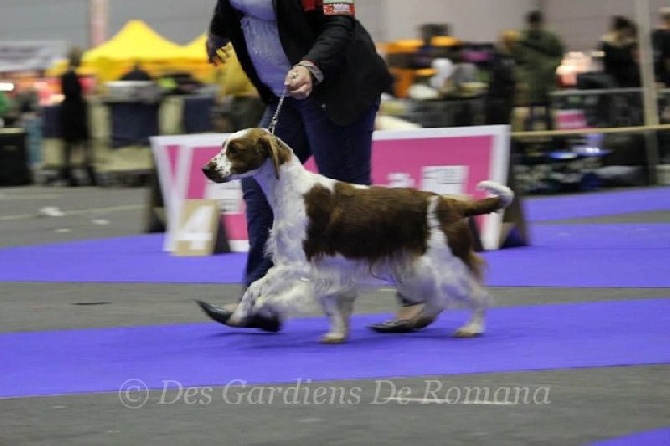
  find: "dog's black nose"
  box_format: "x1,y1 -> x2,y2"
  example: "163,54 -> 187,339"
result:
202,163 -> 215,180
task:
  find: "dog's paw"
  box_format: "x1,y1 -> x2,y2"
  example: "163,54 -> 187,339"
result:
453,325 -> 484,338
228,313 -> 246,327
320,333 -> 348,344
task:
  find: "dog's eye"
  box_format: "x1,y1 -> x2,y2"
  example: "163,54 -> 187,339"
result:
226,144 -> 239,156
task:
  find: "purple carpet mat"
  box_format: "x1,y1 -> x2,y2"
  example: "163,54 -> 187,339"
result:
483,223 -> 670,287
1,299 -> 669,398
589,428 -> 670,446
0,223 -> 668,287
525,187 -> 670,222
0,234 -> 247,284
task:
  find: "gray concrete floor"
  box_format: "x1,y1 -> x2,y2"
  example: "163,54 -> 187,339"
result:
0,185 -> 669,446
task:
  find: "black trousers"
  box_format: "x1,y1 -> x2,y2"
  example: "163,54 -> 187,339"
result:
61,140 -> 96,184
525,102 -> 553,131
485,97 -> 515,126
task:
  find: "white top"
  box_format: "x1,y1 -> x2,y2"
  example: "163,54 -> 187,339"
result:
230,0 -> 292,96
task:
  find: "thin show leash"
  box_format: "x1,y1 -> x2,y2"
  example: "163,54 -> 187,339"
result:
267,87 -> 288,135
268,66 -> 311,134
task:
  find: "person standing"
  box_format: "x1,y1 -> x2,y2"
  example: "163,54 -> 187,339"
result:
197,0 -> 394,331
515,10 -> 564,131
486,30 -> 519,125
59,47 -> 96,186
600,16 -> 640,88
652,8 -> 670,87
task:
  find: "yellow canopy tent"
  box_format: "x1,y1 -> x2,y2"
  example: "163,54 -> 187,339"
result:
47,26 -> 226,88
175,33 -> 218,83
82,20 -> 193,82
182,33 -> 207,60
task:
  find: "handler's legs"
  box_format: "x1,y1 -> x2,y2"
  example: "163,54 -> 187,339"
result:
198,100 -> 310,332
296,99 -> 436,332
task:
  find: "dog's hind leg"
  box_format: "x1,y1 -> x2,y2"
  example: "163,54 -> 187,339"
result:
393,253 -> 444,329
454,277 -> 491,338
319,293 -> 356,344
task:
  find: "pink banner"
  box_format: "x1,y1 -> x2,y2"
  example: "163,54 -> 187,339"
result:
152,126 -> 509,251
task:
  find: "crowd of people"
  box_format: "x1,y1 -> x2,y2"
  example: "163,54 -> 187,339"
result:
596,8 -> 670,91
5,6 -> 669,188
405,7 -> 670,132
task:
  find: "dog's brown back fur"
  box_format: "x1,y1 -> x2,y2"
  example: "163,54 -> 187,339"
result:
303,183 -> 491,278
304,183 -> 431,261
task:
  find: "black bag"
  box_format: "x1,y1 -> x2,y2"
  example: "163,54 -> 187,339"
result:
0,129 -> 31,186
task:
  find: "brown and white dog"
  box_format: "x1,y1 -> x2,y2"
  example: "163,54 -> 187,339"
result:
203,128 -> 513,343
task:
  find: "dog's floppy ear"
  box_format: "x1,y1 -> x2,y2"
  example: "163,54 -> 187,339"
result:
259,132 -> 291,179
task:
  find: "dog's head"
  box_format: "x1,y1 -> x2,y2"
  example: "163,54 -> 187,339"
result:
202,128 -> 293,183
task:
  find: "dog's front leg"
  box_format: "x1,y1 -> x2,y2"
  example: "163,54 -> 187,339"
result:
229,287 -> 258,326
228,271 -> 279,325
230,263 -> 313,325
319,293 -> 356,344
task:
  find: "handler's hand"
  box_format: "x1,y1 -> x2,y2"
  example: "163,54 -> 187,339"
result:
206,34 -> 231,66
284,66 -> 313,100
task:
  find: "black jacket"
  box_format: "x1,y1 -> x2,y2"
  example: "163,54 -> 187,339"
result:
60,69 -> 89,143
209,0 -> 393,125
487,50 -> 516,100
652,28 -> 670,85
599,36 -> 640,88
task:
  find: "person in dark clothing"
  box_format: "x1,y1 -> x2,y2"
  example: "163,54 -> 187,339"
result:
599,16 -> 640,88
120,62 -> 152,81
59,47 -> 96,187
486,30 -> 519,125
652,8 -> 670,87
197,0 -> 395,332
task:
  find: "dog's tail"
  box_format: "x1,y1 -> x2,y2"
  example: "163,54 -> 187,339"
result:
460,181 -> 514,217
